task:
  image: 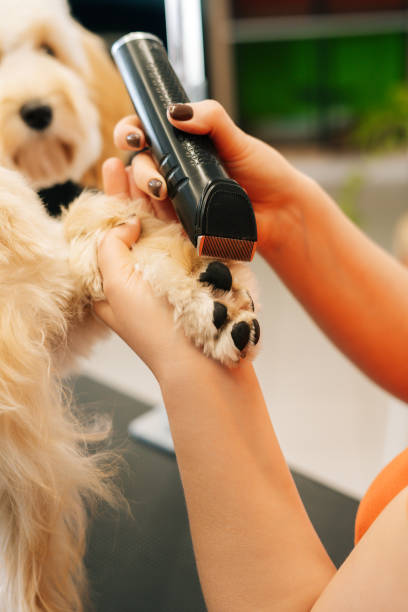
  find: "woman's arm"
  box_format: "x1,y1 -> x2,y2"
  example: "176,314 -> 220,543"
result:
311,486 -> 408,612
263,175 -> 408,402
159,357 -> 335,612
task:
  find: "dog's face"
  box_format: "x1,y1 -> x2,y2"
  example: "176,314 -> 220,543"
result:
0,0 -> 102,191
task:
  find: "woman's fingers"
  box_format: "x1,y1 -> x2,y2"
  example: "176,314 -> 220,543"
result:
131,152 -> 168,200
102,157 -> 129,198
167,100 -> 249,161
97,221 -> 141,288
149,197 -> 178,223
114,101 -> 249,163
125,166 -> 148,201
103,153 -> 175,222
110,102 -> 248,223
113,114 -> 145,151
112,114 -> 169,205
94,221 -> 142,330
129,154 -> 178,222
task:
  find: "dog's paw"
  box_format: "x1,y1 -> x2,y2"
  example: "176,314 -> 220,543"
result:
170,259 -> 260,366
63,190 -> 260,366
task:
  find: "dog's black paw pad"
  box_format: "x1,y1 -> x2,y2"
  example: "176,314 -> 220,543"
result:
213,301 -> 228,329
252,319 -> 260,345
231,321 -> 251,351
199,261 -> 232,292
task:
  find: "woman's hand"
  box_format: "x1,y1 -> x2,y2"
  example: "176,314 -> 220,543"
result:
112,101 -> 310,255
102,153 -> 177,224
93,158 -> 198,380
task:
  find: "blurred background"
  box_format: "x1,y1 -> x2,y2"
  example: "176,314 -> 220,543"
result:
66,1 -> 408,609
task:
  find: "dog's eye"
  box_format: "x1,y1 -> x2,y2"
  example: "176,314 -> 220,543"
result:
39,43 -> 56,57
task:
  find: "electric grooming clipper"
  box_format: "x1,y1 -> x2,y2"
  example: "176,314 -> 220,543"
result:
111,32 -> 257,261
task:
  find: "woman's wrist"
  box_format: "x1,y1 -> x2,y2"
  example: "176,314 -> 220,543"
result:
257,167 -> 322,263
156,339 -> 254,408
154,338 -> 218,391
145,322 -> 209,387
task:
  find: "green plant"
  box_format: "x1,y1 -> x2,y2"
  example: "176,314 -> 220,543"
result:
352,84 -> 408,152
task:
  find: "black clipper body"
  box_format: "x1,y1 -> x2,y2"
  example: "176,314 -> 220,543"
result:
111,32 -> 257,262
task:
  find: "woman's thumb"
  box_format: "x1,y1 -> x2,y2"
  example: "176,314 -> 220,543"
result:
97,218 -> 141,281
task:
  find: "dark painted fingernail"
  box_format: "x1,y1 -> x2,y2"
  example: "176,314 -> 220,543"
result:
168,104 -> 193,121
148,178 -> 162,198
126,133 -> 141,148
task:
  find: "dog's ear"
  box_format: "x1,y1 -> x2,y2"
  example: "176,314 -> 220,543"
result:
75,24 -> 133,189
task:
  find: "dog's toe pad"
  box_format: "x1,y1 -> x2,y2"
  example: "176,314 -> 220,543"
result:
199,261 -> 232,292
231,321 -> 251,351
213,301 -> 228,329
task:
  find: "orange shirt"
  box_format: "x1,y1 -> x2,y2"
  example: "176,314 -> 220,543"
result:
354,446 -> 408,544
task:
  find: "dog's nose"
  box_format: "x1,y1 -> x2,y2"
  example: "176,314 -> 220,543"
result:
19,101 -> 53,131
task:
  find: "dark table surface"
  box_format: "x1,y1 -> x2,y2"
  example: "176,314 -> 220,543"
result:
72,375 -> 359,612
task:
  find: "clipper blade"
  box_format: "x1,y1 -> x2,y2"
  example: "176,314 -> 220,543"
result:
197,235 -> 257,262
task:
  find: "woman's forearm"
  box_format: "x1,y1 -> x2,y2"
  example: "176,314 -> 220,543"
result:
260,174 -> 408,400
159,355 -> 335,611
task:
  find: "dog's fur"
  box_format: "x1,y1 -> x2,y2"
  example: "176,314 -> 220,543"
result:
0,0 -> 132,192
0,164 -> 259,610
0,167 -> 117,611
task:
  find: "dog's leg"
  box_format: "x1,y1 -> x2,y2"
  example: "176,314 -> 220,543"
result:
64,191 -> 261,366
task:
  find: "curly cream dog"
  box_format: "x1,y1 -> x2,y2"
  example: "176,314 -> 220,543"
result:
0,0 -> 131,194
0,163 -> 259,610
